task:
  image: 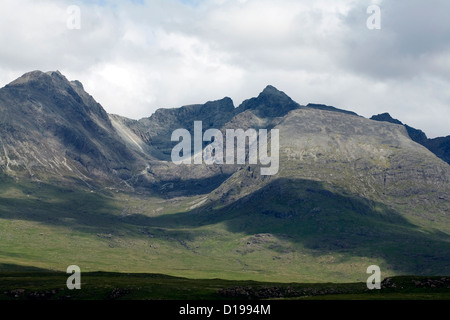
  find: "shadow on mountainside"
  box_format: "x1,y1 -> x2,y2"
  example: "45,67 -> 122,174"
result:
124,178 -> 450,276
1,176 -> 449,276
0,263 -> 54,273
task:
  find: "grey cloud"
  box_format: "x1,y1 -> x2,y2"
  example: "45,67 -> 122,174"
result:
0,0 -> 448,137
341,0 -> 450,79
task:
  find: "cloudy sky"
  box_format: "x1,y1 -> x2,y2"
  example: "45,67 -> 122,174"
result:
0,0 -> 449,137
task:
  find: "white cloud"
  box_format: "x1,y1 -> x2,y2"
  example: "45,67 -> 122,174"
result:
0,0 -> 448,138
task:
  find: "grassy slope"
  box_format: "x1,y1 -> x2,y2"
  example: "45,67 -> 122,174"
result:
1,175 -> 449,283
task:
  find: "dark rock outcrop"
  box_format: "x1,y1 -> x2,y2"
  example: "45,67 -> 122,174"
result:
371,112 -> 450,165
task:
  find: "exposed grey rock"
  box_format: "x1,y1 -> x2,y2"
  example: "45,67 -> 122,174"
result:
371,112 -> 450,165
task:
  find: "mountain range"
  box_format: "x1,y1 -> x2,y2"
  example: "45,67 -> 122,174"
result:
0,70 -> 449,282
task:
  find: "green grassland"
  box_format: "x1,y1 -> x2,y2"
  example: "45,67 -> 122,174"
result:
1,173 -> 449,287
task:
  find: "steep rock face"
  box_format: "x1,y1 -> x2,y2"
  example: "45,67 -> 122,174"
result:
129,97 -> 236,160
371,113 -> 450,165
0,71 -> 142,186
426,136 -> 450,165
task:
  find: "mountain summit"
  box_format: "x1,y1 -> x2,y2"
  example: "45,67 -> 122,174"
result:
0,70 -> 141,187
238,85 -> 300,118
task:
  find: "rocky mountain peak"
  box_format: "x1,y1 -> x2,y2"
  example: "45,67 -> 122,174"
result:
370,112 -> 450,164
238,85 -> 300,118
370,113 -> 403,125
6,70 -> 83,93
4,71 -> 109,123
370,112 -> 428,142
0,70 -> 139,183
7,70 -> 50,87
9,70 -> 64,86
260,84 -> 283,95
